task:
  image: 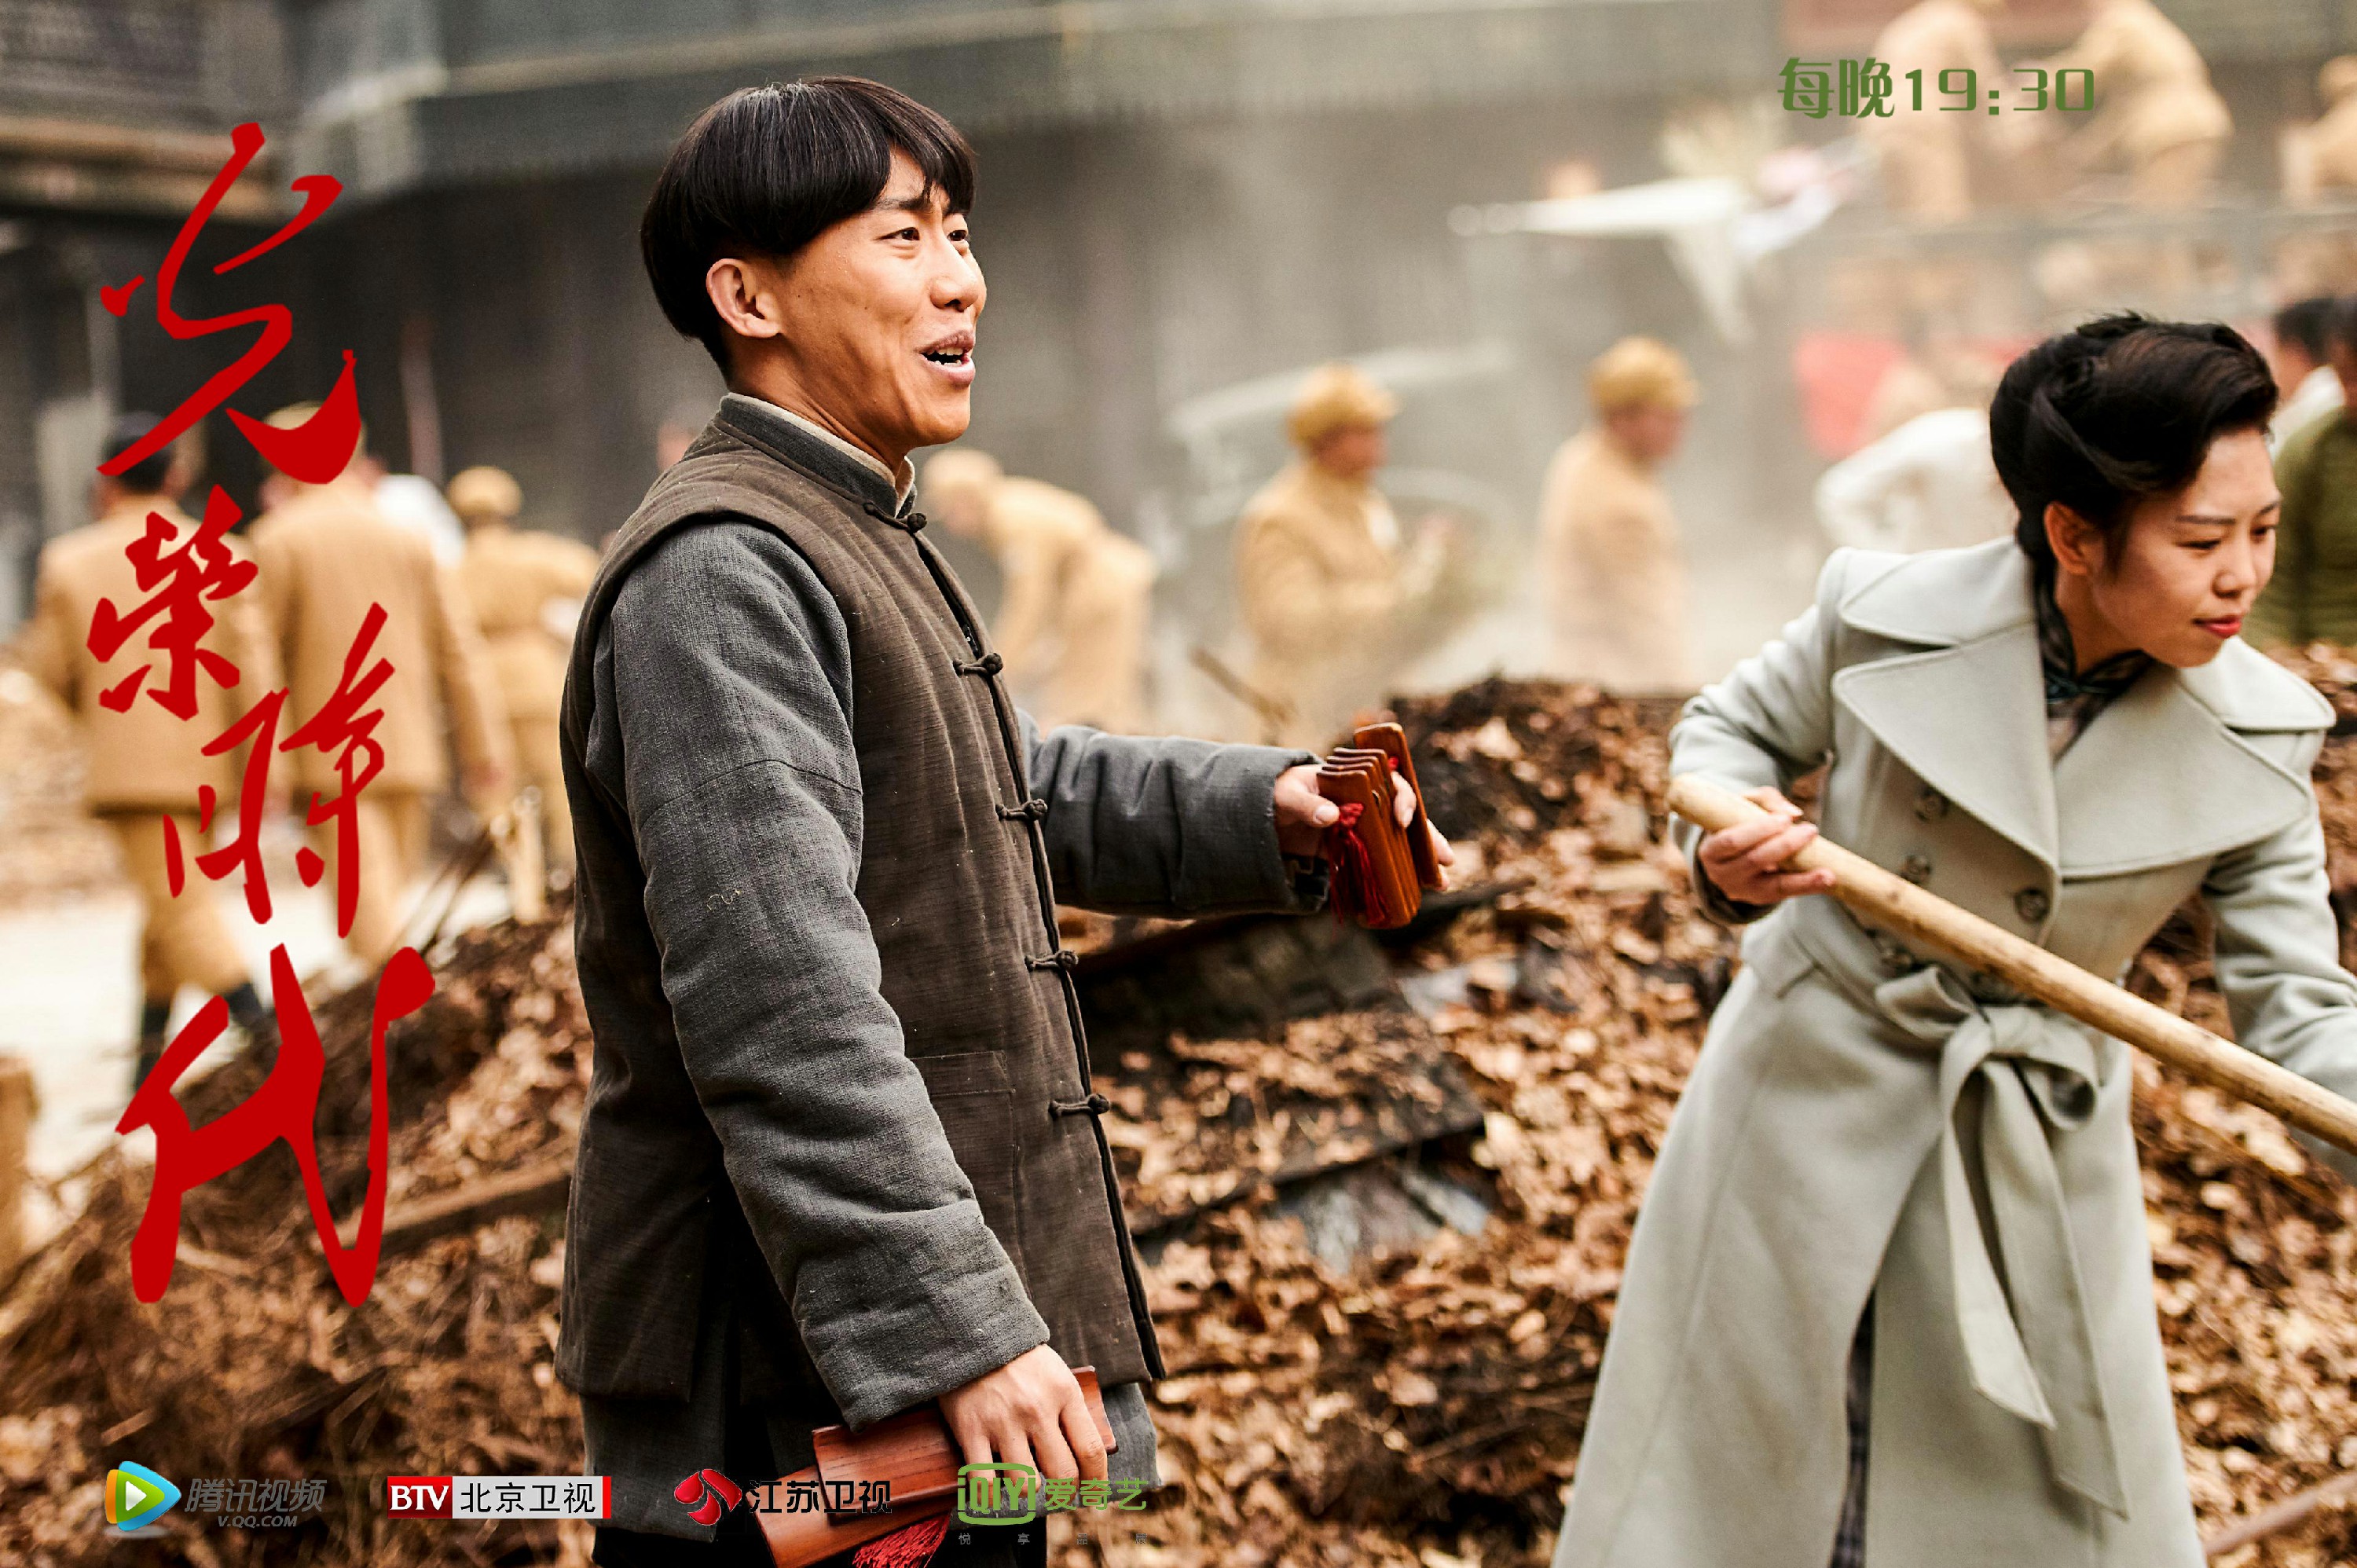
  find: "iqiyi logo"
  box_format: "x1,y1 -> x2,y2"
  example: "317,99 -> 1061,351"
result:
955,1462 -> 1038,1526
953,1464 -> 1151,1523
104,1461 -> 182,1533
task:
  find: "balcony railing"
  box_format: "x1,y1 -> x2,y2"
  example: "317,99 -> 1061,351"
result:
0,0 -> 282,130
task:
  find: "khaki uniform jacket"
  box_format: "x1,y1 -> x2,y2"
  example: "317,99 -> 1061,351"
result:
977,476 -> 1156,730
1538,428 -> 1694,691
456,522 -> 600,721
1235,461 -> 1410,745
1558,539 -> 2357,1568
1864,0 -> 2006,218
2307,96 -> 2357,195
19,500 -> 275,811
250,476 -> 511,796
2048,0 -> 2231,168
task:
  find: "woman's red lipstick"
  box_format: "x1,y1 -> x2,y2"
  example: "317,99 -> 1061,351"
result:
2196,615 -> 2243,639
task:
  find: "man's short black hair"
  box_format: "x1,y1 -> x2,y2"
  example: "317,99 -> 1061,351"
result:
641,76 -> 977,371
102,412 -> 176,496
2329,295 -> 2357,359
2275,295 -> 2339,363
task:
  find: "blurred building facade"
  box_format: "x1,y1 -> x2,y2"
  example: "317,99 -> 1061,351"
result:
0,0 -> 2351,639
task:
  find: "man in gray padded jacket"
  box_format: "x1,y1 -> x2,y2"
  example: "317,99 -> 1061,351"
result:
557,77 -> 1447,1567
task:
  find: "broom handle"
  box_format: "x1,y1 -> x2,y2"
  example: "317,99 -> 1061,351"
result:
1668,775 -> 2357,1161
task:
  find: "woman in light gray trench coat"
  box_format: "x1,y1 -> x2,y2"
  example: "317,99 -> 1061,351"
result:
1556,315 -> 2357,1568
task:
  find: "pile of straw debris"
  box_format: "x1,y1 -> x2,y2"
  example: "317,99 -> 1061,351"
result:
0,914 -> 589,1567
1128,674 -> 2357,1568
6,670 -> 2357,1566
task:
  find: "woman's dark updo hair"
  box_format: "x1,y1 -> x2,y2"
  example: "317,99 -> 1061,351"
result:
1989,312 -> 2278,577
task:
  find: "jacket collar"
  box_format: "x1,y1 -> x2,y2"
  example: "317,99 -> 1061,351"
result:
94,496 -> 192,534
1283,458 -> 1383,511
1828,540 -> 2327,875
712,393 -> 910,518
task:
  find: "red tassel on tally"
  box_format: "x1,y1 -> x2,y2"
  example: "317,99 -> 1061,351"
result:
1323,800 -> 1391,927
853,1513 -> 951,1568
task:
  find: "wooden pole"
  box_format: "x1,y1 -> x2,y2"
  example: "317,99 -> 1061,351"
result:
1667,775 -> 2357,1162
2201,1470 -> 2357,1556
335,1150 -> 571,1257
0,1053 -> 34,1285
489,788 -> 547,924
1189,645 -> 1296,747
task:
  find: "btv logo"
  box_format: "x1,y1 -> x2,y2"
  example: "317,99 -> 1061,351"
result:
385,1476 -> 453,1518
673,1469 -> 742,1525
104,1461 -> 181,1532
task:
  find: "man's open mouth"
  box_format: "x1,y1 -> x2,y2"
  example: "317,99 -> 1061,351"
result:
921,335 -> 973,367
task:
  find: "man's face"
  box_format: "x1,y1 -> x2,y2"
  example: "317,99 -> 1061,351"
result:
1310,423 -> 1387,482
1607,404 -> 1688,464
731,149 -> 985,460
2271,336 -> 2320,395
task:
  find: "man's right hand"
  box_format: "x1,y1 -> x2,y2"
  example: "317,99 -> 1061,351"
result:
939,1343 -> 1109,1482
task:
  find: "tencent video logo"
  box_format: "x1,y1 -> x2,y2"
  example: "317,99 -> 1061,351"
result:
104,1461 -> 181,1532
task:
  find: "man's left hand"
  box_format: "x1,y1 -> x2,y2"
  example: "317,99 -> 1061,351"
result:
464,762 -> 513,808
1274,762 -> 1455,881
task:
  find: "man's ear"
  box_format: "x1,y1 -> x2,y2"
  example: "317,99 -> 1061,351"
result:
706,256 -> 785,346
2044,500 -> 2102,577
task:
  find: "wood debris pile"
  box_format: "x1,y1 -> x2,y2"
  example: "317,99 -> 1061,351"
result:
5,672 -> 2357,1565
1128,672 -> 2357,1568
0,913 -> 592,1567
1105,1008 -> 1485,1235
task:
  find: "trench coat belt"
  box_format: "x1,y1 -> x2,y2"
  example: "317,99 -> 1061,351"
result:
1869,962 -> 2131,1519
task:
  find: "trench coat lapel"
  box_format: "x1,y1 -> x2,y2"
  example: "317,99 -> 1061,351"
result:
2053,649 -> 2324,876
1831,543 -> 2058,871
1827,541 -> 2326,879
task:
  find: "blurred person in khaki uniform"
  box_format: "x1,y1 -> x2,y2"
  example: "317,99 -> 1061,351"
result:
2276,62 -> 2357,300
1539,337 -> 1699,692
250,408 -> 511,966
18,414 -> 279,1085
1234,364 -> 1444,747
1863,0 -> 2007,222
448,464 -> 599,871
921,450 -> 1157,732
2039,0 -> 2231,208
2300,57 -> 2357,196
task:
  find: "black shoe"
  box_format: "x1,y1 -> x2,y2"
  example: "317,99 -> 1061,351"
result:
132,998 -> 170,1091
224,983 -> 280,1072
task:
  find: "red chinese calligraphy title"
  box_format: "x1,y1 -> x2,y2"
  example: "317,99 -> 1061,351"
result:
101,121 -> 431,1307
